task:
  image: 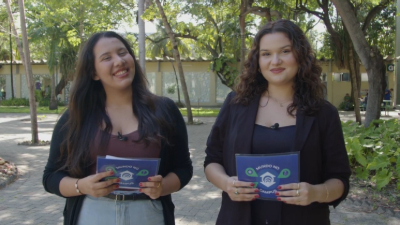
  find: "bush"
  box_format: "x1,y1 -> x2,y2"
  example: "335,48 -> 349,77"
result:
39,96 -> 65,106
35,89 -> 43,102
342,119 -> 400,190
175,101 -> 185,108
0,98 -> 30,106
338,101 -> 354,111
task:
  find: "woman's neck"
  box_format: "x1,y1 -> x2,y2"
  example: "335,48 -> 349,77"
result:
104,88 -> 133,108
264,84 -> 294,102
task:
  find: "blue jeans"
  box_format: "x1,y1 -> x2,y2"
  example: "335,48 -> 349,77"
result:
77,195 -> 164,225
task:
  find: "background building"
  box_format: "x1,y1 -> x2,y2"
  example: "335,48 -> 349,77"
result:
0,58 -> 395,108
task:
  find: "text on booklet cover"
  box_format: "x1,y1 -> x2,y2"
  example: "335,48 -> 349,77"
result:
236,152 -> 299,200
97,156 -> 160,189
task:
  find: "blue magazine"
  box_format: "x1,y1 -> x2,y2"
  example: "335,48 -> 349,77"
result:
97,155 -> 160,189
236,152 -> 299,200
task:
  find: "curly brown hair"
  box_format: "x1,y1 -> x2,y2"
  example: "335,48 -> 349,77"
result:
234,19 -> 325,116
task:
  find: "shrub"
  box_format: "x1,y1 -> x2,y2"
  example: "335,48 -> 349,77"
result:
39,96 -> 65,106
342,119 -> 400,190
338,101 -> 354,111
0,98 -> 30,106
34,89 -> 42,102
175,101 -> 185,108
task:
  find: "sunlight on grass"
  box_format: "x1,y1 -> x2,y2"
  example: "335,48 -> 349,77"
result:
0,106 -> 220,117
179,108 -> 220,117
0,106 -> 67,114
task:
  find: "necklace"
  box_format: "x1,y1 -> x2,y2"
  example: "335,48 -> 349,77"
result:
271,97 -> 292,107
259,91 -> 292,108
259,91 -> 270,108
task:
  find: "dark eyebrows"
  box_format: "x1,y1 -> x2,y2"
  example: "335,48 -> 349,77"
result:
260,45 -> 292,51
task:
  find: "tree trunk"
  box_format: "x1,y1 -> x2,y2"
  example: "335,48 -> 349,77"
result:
343,26 -> 361,124
9,24 -> 14,99
170,61 -> 181,104
332,0 -> 385,127
139,0 -> 146,74
239,1 -> 247,74
154,0 -> 193,124
17,0 -> 39,143
49,68 -> 58,110
348,44 -> 361,124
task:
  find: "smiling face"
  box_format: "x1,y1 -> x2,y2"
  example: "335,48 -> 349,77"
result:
93,37 -> 135,92
258,32 -> 298,88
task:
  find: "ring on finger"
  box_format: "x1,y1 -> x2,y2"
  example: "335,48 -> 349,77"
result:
296,189 -> 300,196
297,183 -> 300,190
232,180 -> 236,187
234,188 -> 239,195
156,182 -> 161,188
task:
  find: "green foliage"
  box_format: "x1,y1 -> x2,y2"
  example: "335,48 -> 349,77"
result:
211,54 -> 238,88
166,84 -> 176,94
338,101 -> 354,111
365,1 -> 396,57
34,90 -> 42,102
143,1 -> 243,88
0,98 -> 30,106
39,96 -> 65,107
342,119 -> 400,190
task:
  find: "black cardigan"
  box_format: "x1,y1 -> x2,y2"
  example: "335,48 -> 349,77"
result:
204,92 -> 351,225
43,97 -> 193,225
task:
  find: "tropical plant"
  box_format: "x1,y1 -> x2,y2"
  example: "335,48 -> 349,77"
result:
343,119 -> 400,190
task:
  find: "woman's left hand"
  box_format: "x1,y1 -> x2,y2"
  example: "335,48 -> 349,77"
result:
139,175 -> 163,199
275,182 -> 317,206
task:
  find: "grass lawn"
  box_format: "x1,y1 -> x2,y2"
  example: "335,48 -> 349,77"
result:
0,106 -> 220,117
0,106 -> 67,114
179,108 -> 220,117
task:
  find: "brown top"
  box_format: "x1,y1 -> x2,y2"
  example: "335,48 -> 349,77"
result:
89,130 -> 161,175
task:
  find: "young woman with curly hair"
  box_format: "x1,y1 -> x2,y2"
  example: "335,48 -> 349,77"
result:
204,19 -> 350,225
43,31 -> 192,225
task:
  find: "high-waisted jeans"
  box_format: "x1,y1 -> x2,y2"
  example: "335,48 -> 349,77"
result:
77,195 -> 164,225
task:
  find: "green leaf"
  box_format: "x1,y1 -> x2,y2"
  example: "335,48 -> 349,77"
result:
367,155 -> 390,170
355,167 -> 369,180
374,169 -> 392,190
396,156 -> 400,177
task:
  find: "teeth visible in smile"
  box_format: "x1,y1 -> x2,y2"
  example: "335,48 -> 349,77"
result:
115,70 -> 127,76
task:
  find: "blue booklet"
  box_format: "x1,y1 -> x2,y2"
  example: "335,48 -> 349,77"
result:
236,152 -> 299,200
97,155 -> 160,190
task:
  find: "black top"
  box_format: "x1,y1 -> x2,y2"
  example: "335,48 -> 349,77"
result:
251,124 -> 296,225
251,124 -> 296,154
42,97 -> 193,225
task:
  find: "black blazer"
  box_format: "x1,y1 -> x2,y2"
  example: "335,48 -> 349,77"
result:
43,97 -> 193,225
204,92 -> 351,225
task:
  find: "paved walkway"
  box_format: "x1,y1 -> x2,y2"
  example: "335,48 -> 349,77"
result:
0,111 -> 400,225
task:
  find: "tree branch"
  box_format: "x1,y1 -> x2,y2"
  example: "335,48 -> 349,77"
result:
296,4 -> 324,19
362,0 -> 393,33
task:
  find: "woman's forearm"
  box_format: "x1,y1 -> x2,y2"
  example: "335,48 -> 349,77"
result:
59,176 -> 83,197
160,172 -> 181,196
314,178 -> 345,203
204,163 -> 230,192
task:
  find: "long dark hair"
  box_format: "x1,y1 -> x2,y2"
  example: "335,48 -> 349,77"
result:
60,31 -> 173,177
234,19 -> 325,116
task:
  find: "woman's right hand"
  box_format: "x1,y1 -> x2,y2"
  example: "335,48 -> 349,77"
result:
226,176 -> 259,201
77,171 -> 120,197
